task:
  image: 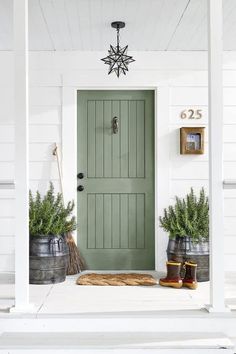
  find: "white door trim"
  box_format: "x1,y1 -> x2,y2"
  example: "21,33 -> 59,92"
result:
62,85 -> 171,271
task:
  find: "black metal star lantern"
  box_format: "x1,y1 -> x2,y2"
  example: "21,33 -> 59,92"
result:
101,21 -> 135,78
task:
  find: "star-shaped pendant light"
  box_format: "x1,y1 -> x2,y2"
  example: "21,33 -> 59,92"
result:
101,21 -> 135,78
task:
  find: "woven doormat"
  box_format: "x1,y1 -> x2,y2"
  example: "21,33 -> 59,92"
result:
76,273 -> 157,286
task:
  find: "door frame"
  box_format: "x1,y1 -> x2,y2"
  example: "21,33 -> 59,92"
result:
62,85 -> 170,272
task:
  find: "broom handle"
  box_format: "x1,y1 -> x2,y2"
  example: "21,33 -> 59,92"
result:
52,143 -> 79,245
52,143 -> 65,205
52,143 -> 84,275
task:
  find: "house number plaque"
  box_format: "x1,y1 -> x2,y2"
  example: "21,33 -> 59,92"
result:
180,109 -> 202,120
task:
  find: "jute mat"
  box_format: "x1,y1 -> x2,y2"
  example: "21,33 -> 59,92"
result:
76,273 -> 157,286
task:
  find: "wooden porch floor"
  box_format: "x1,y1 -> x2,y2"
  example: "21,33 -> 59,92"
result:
0,271 -> 236,315
0,271 -> 222,314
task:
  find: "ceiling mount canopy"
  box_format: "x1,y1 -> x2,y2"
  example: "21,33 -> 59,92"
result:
101,21 -> 135,78
111,21 -> 125,29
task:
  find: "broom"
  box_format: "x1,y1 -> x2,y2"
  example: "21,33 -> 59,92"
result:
52,143 -> 85,275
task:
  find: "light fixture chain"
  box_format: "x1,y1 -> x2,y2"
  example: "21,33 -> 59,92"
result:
117,27 -> 120,48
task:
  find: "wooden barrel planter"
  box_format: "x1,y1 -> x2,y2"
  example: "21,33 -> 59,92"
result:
167,236 -> 209,282
30,235 -> 69,285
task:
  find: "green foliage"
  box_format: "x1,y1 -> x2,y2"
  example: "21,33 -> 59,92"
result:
29,182 -> 76,237
159,188 -> 209,241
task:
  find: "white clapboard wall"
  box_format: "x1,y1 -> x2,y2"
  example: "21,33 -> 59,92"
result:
0,52 -> 62,272
0,51 -> 236,273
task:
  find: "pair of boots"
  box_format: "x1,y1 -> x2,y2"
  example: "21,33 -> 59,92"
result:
159,260 -> 197,290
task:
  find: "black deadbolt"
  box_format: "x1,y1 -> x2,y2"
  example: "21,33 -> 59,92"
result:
77,185 -> 84,192
77,173 -> 84,179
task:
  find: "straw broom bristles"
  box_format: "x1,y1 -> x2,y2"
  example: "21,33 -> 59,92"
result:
66,232 -> 85,274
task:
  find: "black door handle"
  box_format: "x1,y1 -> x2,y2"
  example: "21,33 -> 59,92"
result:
77,185 -> 84,192
77,173 -> 84,179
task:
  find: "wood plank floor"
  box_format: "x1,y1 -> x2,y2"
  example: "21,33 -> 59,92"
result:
0,271 -> 235,314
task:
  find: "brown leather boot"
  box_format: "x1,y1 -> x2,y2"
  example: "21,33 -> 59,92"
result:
182,261 -> 198,290
159,261 -> 183,288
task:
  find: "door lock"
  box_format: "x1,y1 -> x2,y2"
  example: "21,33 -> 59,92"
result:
77,185 -> 84,192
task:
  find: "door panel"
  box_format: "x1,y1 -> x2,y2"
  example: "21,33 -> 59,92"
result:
86,99 -> 146,179
77,90 -> 155,270
86,193 -> 145,250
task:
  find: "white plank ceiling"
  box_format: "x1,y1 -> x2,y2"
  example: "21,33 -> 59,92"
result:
0,0 -> 236,51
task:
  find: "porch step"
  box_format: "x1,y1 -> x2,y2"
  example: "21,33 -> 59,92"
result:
0,332 -> 234,353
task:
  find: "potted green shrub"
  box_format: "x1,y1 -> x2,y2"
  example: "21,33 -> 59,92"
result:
159,188 -> 209,281
29,183 -> 76,284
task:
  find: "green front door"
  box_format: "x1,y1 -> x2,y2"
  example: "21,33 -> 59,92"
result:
77,90 -> 155,270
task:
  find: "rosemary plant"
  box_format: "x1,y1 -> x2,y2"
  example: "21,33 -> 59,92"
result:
29,182 -> 76,237
159,188 -> 209,242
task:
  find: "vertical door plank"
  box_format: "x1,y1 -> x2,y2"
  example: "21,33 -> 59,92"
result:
95,194 -> 104,248
104,194 -> 112,248
77,93 -> 87,179
120,194 -> 129,248
87,194 -> 96,248
129,101 -> 137,177
95,101 -> 104,177
87,101 -> 96,178
128,194 -> 137,248
137,194 -> 145,248
104,101 -> 112,178
120,101 -> 129,178
112,194 -> 120,248
137,101 -> 145,178
112,101 -> 120,177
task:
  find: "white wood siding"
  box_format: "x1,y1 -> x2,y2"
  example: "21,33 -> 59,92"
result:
169,81 -> 236,272
0,54 -> 62,273
1,51 -> 236,272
